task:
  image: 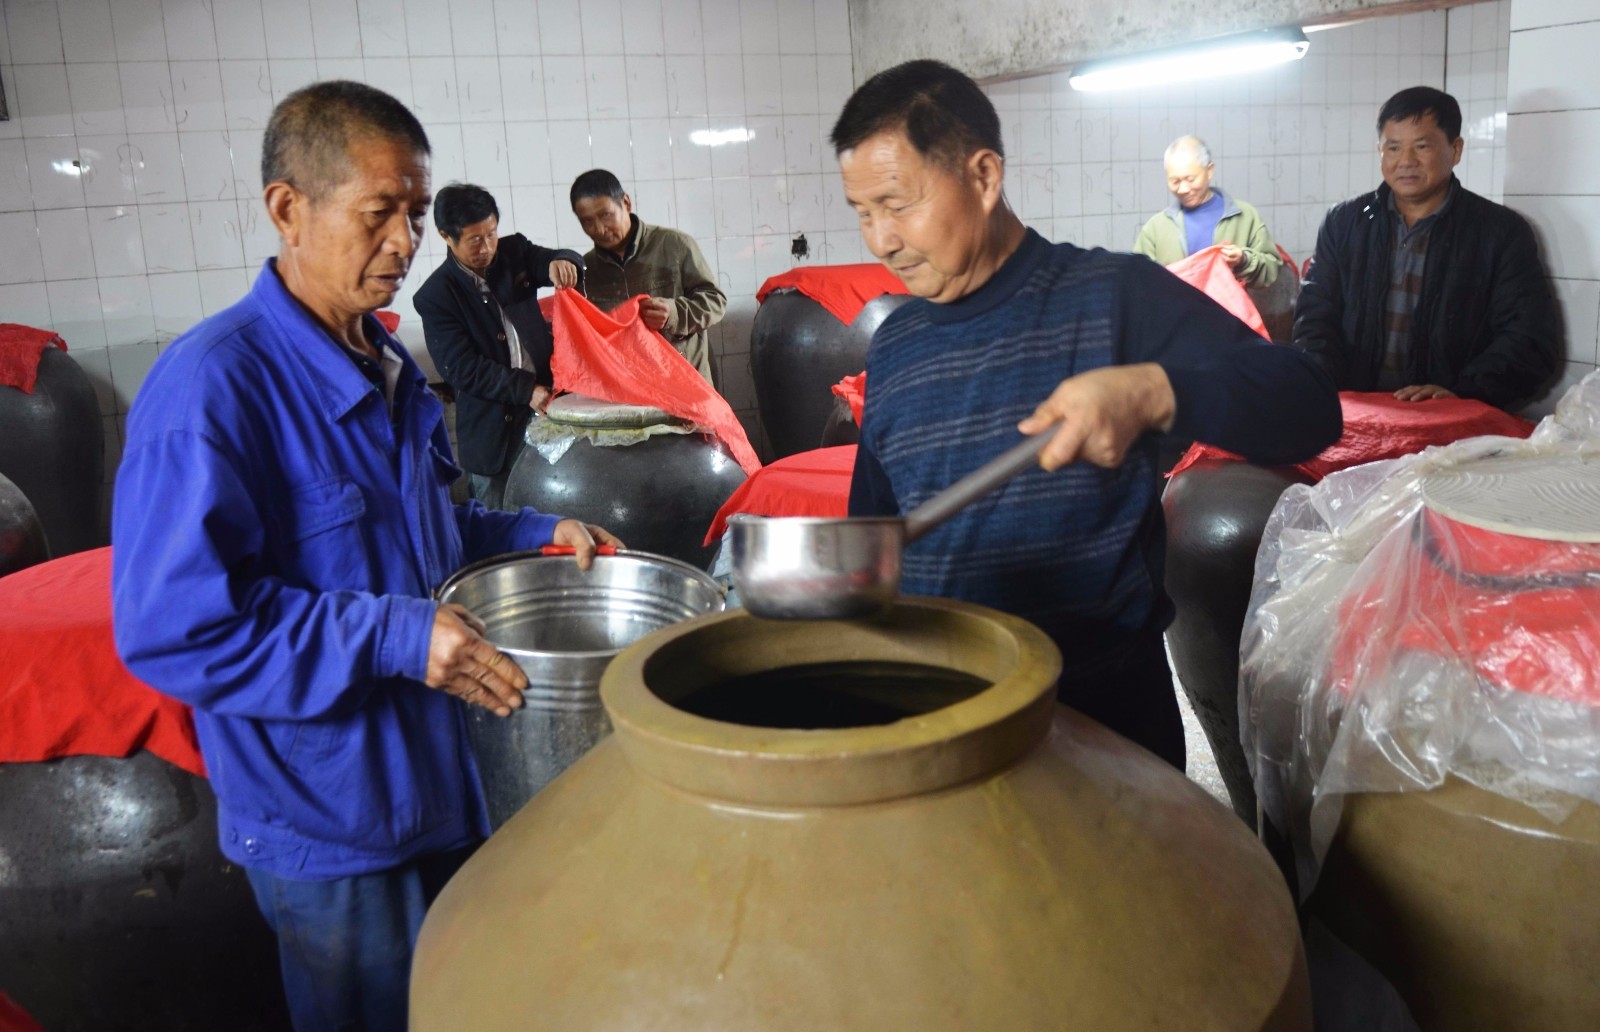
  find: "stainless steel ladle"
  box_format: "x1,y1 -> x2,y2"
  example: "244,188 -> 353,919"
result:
729,433 -> 1051,619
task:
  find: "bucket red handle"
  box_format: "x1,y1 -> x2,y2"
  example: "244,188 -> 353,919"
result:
539,545 -> 619,557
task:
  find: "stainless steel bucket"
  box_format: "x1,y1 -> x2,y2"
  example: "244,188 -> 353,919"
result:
437,549 -> 725,827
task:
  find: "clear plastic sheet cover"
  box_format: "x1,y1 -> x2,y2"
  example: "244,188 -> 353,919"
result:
1241,371 -> 1600,896
524,416 -> 696,466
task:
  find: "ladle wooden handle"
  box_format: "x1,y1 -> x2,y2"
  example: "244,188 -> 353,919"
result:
903,433 -> 1051,543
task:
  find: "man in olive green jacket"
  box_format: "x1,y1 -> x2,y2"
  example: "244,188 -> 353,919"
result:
1133,136 -> 1281,288
570,169 -> 727,385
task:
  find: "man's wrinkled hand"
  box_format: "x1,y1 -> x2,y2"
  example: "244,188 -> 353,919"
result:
1219,243 -> 1245,269
550,260 -> 580,289
1394,384 -> 1456,401
425,603 -> 528,718
1016,364 -> 1176,471
639,296 -> 671,331
530,384 -> 553,414
550,518 -> 625,571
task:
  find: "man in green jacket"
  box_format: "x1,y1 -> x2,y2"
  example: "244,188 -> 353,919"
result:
570,169 -> 727,385
1133,136 -> 1281,288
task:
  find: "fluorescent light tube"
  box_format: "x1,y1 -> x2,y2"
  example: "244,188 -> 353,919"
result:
1069,28 -> 1309,92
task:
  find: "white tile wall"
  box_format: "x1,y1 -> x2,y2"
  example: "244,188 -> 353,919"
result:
981,9 -> 1493,267
0,0 -> 855,517
1445,0 -> 1511,201
1505,0 -> 1600,415
1509,0 -> 1598,31
984,3 -> 1581,415
1,0 -> 1551,527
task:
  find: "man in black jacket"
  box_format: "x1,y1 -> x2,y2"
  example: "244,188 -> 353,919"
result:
415,184 -> 584,507
1294,86 -> 1559,411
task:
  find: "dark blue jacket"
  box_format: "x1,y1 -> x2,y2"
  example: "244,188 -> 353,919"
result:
413,235 -> 584,475
1293,178 -> 1560,410
851,230 -> 1340,686
112,262 -> 560,878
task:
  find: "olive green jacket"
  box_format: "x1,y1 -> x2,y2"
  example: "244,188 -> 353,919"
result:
582,216 -> 726,385
1132,191 -> 1282,288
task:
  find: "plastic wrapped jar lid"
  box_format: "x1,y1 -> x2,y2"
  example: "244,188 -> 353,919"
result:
1420,453 -> 1600,544
543,393 -> 687,431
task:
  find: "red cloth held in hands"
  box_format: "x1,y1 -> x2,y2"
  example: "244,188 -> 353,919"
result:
1169,391 -> 1537,482
704,445 -> 856,545
756,263 -> 911,326
0,547 -> 205,776
833,371 -> 867,426
1164,246 -> 1270,340
543,290 -> 761,475
0,323 -> 68,394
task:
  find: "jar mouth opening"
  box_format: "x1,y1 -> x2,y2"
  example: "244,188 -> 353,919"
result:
600,599 -> 1062,806
656,659 -> 990,730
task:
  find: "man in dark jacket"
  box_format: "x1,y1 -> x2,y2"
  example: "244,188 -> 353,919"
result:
1293,86 -> 1559,411
570,169 -> 726,385
415,183 -> 585,507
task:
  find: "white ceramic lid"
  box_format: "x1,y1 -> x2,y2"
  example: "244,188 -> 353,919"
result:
1420,453 -> 1600,543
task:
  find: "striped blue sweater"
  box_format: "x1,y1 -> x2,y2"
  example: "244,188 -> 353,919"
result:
850,228 -> 1340,683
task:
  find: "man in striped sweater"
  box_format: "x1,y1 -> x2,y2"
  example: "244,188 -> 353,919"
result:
834,61 -> 1342,768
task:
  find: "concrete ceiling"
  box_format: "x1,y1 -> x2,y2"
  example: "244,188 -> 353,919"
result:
848,0 -> 1474,82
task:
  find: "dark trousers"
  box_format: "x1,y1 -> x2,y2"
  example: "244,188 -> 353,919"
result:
1058,638 -> 1186,770
245,843 -> 478,1032
467,438 -> 529,511
467,469 -> 510,511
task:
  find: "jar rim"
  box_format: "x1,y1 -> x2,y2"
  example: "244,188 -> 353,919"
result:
599,598 -> 1062,807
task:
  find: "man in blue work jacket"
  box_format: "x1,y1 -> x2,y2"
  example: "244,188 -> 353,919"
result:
110,81 -> 619,1031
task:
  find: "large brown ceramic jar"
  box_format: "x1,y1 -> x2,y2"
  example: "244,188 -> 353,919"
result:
414,598 -> 1309,1031
504,395 -> 746,570
750,290 -> 911,458
1308,780 -> 1600,1029
0,471 -> 48,577
1164,458 -> 1313,823
0,752 -> 289,1031
0,347 -> 104,557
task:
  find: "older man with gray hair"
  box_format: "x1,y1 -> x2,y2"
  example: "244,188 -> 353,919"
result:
111,80 -> 618,1030
1133,135 -> 1281,288
836,60 -> 1339,770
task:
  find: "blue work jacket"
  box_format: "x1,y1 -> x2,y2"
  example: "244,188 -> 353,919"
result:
112,261 -> 559,879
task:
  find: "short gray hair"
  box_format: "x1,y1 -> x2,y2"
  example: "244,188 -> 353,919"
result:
262,81 -> 430,200
1163,135 -> 1213,168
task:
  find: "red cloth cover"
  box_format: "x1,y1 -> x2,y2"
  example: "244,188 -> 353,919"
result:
375,310 -> 401,333
755,264 -> 911,326
704,445 -> 856,545
542,290 -> 762,475
0,993 -> 44,1032
1164,246 -> 1270,340
1331,510 -> 1600,704
1169,392 -> 1537,482
0,323 -> 68,394
0,547 -> 205,776
832,371 -> 867,426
